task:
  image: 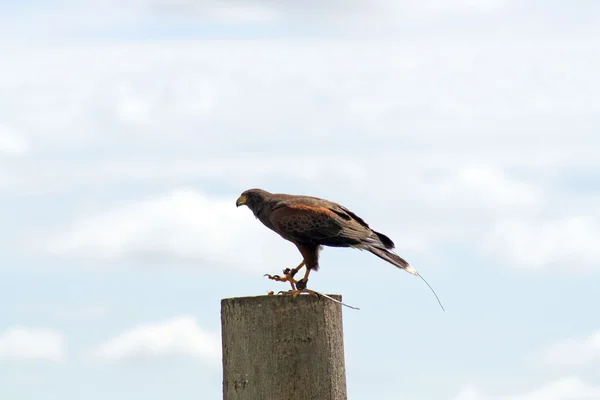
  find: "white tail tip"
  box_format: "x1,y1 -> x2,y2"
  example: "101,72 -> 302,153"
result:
405,264 -> 419,275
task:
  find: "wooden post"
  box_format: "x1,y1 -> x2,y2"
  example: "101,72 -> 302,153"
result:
221,294 -> 347,400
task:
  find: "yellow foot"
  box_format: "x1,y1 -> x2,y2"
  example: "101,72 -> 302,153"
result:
264,268 -> 299,290
264,273 -> 296,283
277,288 -> 320,298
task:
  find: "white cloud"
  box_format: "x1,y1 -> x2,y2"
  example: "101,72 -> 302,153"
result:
329,163 -> 545,254
455,386 -> 490,400
0,21 -> 598,277
204,3 -> 281,22
45,188 -> 296,272
422,165 -> 540,210
4,0 -> 596,45
86,315 -> 220,363
482,215 -> 600,271
0,2 -> 598,399
40,165 -> 542,270
0,125 -> 28,154
0,326 -> 66,363
397,0 -> 510,17
114,83 -> 153,125
454,377 -> 600,400
4,154 -> 369,194
72,0 -> 511,21
538,331 -> 600,367
2,39 -> 598,151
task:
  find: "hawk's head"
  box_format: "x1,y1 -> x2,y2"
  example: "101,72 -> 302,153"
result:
236,188 -> 271,212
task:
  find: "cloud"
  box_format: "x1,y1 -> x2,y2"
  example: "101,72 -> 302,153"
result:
144,0 -> 283,22
40,163 -> 543,270
455,387 -> 487,400
45,188 -> 295,272
421,165 -> 540,210
0,125 -> 28,154
538,331 -> 600,367
61,0 -> 522,28
454,377 -> 600,400
395,0 -> 511,16
334,163 -> 545,254
1,31 -> 598,277
4,0 -> 597,45
482,215 -> 600,272
0,326 -> 66,363
2,39 -> 598,159
86,315 -> 220,363
34,0 -> 513,23
114,83 -> 153,125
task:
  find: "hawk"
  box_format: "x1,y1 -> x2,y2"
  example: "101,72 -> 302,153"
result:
235,188 -> 431,300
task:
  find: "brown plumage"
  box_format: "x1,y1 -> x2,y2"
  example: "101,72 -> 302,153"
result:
235,188 -> 418,278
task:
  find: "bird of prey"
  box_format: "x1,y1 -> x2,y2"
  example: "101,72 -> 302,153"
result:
235,188 -> 443,308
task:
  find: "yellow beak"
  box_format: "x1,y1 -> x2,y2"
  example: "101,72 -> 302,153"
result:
236,194 -> 247,207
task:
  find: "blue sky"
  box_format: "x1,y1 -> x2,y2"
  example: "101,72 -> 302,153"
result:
1,1 -> 600,399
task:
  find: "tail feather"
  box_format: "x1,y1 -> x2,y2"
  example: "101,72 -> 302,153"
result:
359,243 -> 446,311
372,230 -> 395,249
365,245 -> 418,275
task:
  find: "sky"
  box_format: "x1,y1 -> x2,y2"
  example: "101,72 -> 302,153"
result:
1,0 -> 599,399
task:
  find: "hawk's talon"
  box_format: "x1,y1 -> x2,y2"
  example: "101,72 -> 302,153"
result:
266,271 -> 298,290
265,274 -> 288,282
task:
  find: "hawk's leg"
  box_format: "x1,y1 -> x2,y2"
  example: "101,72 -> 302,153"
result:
264,261 -> 305,290
280,267 -> 318,297
296,266 -> 312,290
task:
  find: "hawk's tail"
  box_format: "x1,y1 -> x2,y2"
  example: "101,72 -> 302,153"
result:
364,245 -> 419,276
363,244 -> 445,311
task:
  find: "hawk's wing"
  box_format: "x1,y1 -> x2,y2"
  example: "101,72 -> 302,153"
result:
268,201 -> 366,247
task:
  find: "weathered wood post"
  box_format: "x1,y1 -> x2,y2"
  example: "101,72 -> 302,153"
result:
221,294 -> 347,400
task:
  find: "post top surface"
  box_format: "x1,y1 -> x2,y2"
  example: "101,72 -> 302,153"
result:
221,293 -> 342,306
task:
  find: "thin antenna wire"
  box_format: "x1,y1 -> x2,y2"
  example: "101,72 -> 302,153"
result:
417,272 -> 445,311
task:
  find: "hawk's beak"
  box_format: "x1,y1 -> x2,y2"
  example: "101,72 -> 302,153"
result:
236,194 -> 247,207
